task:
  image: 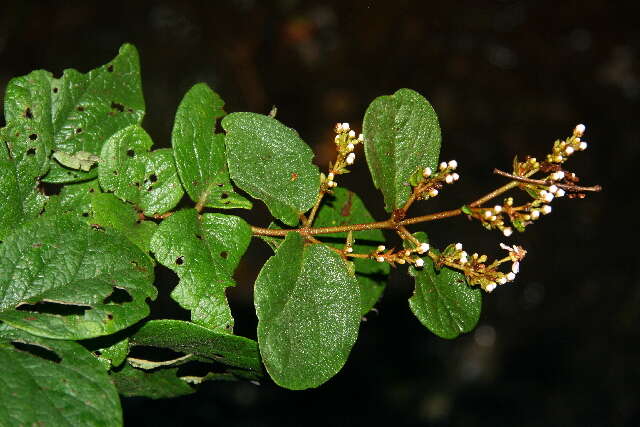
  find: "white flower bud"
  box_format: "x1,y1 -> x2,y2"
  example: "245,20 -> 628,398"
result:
511,261 -> 520,274
448,160 -> 458,170
452,173 -> 460,181
346,154 -> 355,165
574,123 -> 586,137
484,210 -> 492,219
348,130 -> 356,138
415,258 -> 424,268
486,283 -> 497,293
377,245 -> 386,252
565,146 -> 575,155
459,254 -> 468,264
490,216 -> 497,222
397,258 -> 406,264
455,242 -> 463,251
548,185 -> 558,194
542,205 -> 552,214
418,243 -> 430,254
404,250 -> 412,257
579,141 -> 588,150
445,174 -> 454,184
498,277 -> 507,285
428,189 -> 439,197
439,162 -> 448,171
551,171 -> 565,181
327,172 -> 335,180
423,167 -> 432,177
358,133 -> 365,142
494,205 -> 502,213
507,272 -> 516,281
543,192 -> 554,203
531,210 -> 540,219
376,256 -> 385,263
347,143 -> 355,152
345,246 -> 353,253
335,123 -> 343,132
556,188 -> 565,197
342,122 -> 350,131
503,227 -> 513,237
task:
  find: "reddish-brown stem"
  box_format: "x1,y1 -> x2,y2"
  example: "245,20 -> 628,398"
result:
493,169 -> 602,192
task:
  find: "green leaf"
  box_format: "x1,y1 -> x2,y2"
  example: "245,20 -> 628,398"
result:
0,215 -> 156,339
254,233 -> 360,389
172,83 -> 251,210
313,187 -> 389,315
130,319 -> 262,372
363,88 -> 442,211
405,232 -> 481,339
150,209 -> 251,331
0,324 -> 122,426
42,179 -> 102,219
222,112 -> 320,226
110,364 -> 195,399
99,125 -> 184,215
11,43 -> 143,183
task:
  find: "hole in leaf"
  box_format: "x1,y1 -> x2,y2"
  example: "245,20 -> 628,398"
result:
175,256 -> 185,265
107,313 -> 113,320
195,234 -> 203,240
103,287 -> 133,304
90,224 -> 105,231
126,149 -> 135,157
220,251 -> 228,259
17,301 -> 90,316
11,341 -> 61,364
216,183 -> 224,187
149,174 -> 158,183
29,134 -> 38,141
26,147 -> 36,156
221,193 -> 229,199
77,106 -> 85,112
110,101 -> 125,113
24,108 -> 33,119
113,170 -> 118,175
76,128 -> 82,134
94,350 -> 102,356
107,64 -> 114,72
53,87 -> 58,93
88,187 -> 95,193
81,212 -> 89,217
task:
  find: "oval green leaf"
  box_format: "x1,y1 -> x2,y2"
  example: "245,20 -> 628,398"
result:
222,112 -> 320,226
150,209 -> 251,332
0,325 -> 122,426
405,232 -> 482,339
99,125 -> 184,216
172,83 -> 251,210
363,88 -> 442,212
0,215 -> 157,339
254,232 -> 360,390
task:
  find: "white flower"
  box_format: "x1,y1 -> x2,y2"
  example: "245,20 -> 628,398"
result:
459,253 -> 468,264
455,242 -> 463,251
548,185 -> 558,194
415,258 -> 425,267
347,143 -> 355,152
358,133 -> 365,141
448,160 -> 458,170
494,205 -> 502,213
574,123 -> 586,136
556,188 -> 565,197
348,130 -> 356,138
346,153 -> 356,165
376,256 -> 385,263
377,245 -> 386,252
428,189 -> 439,197
423,167 -> 432,177
327,172 -> 335,180
418,243 -> 430,254
486,283 -> 497,292
579,141 -> 588,150
507,272 -> 516,281
531,210 -> 540,219
345,246 -> 353,253
445,174 -> 454,184
342,122 -> 350,131
484,210 -> 493,219
551,171 -> 565,180
452,173 -> 460,181
503,227 -> 513,237
512,261 -> 520,274
335,123 -> 343,132
565,146 -> 575,155
541,205 -> 552,214
439,162 -> 448,171
497,277 -> 507,285
543,192 -> 554,203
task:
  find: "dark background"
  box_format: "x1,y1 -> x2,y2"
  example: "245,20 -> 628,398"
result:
1,1 -> 636,426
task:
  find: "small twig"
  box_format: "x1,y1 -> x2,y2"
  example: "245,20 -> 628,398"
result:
493,169 -> 602,192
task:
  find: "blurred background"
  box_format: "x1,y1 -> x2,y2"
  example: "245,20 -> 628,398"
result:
1,1 -> 636,425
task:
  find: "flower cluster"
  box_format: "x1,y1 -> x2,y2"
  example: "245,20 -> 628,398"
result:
546,123 -> 588,164
432,242 -> 527,292
369,241 -> 430,267
324,122 -> 363,189
407,159 -> 460,200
